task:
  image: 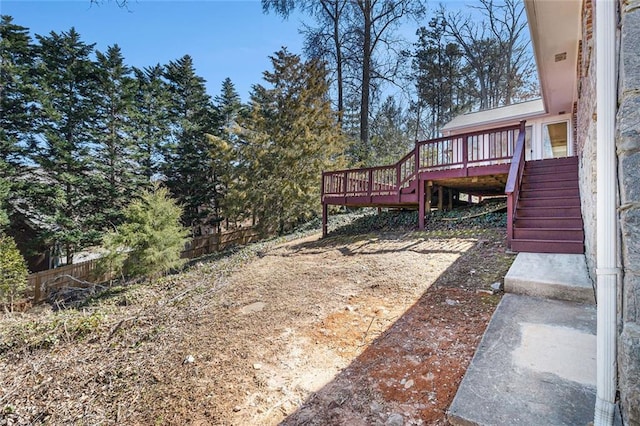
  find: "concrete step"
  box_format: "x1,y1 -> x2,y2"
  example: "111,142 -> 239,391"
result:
504,252 -> 595,304
448,294 -> 596,426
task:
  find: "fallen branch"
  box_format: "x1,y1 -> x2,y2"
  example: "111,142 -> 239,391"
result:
107,316 -> 138,341
360,316 -> 376,347
440,205 -> 506,222
46,274 -> 105,289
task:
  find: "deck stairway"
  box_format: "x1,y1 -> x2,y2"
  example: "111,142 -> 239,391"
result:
510,157 -> 584,254
321,121 -> 586,255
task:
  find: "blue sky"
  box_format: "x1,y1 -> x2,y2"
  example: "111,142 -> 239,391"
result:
2,0 -> 306,100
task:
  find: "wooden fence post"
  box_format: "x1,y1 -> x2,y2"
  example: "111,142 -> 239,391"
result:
34,274 -> 41,304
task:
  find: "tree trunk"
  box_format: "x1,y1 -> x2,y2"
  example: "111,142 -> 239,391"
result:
359,0 -> 372,161
333,1 -> 344,125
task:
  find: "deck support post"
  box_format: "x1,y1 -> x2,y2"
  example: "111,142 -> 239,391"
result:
448,188 -> 453,211
437,186 -> 444,211
322,203 -> 328,238
426,181 -> 432,215
418,178 -> 425,230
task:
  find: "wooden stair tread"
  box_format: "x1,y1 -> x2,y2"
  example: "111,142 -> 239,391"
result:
510,239 -> 584,254
511,238 -> 583,243
513,226 -> 584,231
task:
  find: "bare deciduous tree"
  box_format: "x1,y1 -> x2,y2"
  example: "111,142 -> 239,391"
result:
263,0 -> 425,164
439,0 -> 538,110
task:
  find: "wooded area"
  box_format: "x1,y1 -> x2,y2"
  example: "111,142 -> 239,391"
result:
0,0 -> 537,287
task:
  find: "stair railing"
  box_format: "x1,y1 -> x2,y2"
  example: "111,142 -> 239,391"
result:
505,120 -> 527,248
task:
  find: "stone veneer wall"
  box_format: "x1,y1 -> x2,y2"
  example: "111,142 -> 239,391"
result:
617,1 -> 640,424
578,0 -> 640,422
577,0 -> 597,279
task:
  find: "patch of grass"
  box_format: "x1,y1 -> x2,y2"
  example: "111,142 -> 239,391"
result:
0,310 -> 106,355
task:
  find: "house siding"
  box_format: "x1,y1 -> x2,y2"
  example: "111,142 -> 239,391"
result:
617,1 -> 640,424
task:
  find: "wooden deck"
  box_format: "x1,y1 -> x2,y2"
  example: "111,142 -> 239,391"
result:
321,120 -> 585,254
321,122 -> 526,236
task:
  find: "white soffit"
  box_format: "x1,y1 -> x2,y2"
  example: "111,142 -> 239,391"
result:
525,0 -> 581,115
442,99 -> 546,133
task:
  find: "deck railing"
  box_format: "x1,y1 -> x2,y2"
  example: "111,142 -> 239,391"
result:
505,121 -> 527,248
322,123 -> 524,201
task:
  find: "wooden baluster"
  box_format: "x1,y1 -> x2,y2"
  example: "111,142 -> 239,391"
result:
343,171 -> 347,195
463,135 -> 469,171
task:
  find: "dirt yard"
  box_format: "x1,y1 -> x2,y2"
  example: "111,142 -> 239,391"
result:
1,228 -> 514,425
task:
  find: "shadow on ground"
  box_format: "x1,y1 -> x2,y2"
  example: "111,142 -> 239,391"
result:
278,229 -> 513,425
277,231 -> 492,258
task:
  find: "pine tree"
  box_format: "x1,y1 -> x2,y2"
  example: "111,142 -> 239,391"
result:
0,16 -> 34,226
243,49 -> 346,234
370,96 -> 414,165
212,78 -> 246,228
413,17 -> 469,138
215,77 -> 245,141
131,65 -> 171,182
163,55 -> 217,233
93,44 -> 139,228
30,28 -> 101,263
101,183 -> 190,281
0,178 -> 10,230
1,15 -> 33,172
0,233 -> 28,312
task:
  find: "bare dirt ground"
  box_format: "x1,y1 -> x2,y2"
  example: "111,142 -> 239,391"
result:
1,227 -> 514,425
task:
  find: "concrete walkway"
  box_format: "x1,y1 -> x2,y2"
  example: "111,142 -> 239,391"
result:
448,253 -> 600,425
